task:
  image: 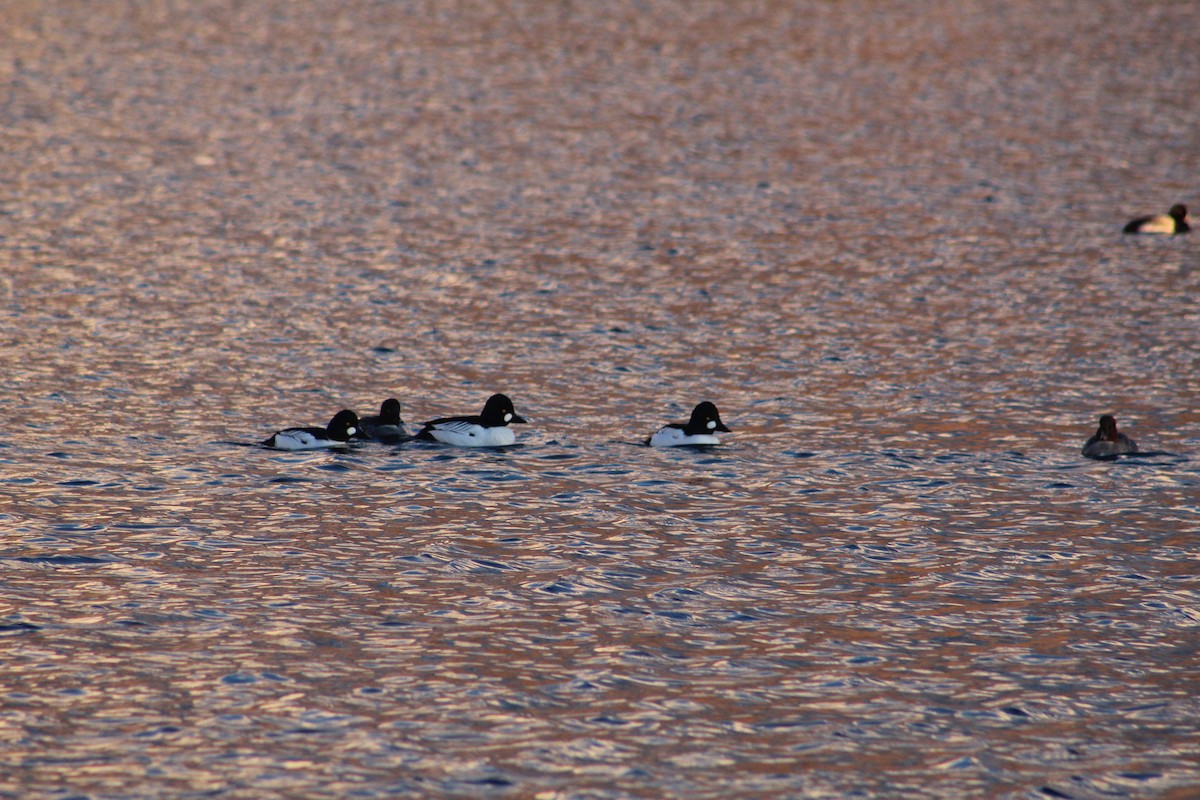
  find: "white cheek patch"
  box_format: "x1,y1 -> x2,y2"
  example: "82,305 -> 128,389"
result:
347,427 -> 357,436
504,412 -> 513,423
707,420 -> 717,429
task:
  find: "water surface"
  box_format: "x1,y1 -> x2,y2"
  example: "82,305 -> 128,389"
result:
2,1 -> 1199,798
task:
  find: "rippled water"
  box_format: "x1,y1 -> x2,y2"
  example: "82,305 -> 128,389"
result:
3,1 -> 1199,798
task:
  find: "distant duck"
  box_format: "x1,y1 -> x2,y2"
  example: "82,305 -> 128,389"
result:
1123,204 -> 1190,235
262,409 -> 361,450
1082,414 -> 1139,458
360,398 -> 406,442
414,393 -> 527,447
646,401 -> 731,447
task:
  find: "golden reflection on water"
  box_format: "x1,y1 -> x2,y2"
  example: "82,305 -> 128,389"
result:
4,0 -> 1200,798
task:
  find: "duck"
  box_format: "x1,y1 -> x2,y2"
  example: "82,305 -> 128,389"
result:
413,393 -> 527,447
1123,204 -> 1189,234
359,398 -> 406,443
646,401 -> 731,447
1082,414 -> 1138,458
262,409 -> 361,450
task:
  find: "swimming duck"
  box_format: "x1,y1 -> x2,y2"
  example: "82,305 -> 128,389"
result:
262,409 -> 361,450
1082,414 -> 1138,458
647,401 -> 731,447
359,398 -> 406,443
1123,204 -> 1189,235
414,393 -> 527,447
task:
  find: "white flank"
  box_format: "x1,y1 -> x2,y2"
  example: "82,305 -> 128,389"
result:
1136,215 -> 1175,234
648,426 -> 722,448
270,430 -> 335,450
428,420 -> 517,447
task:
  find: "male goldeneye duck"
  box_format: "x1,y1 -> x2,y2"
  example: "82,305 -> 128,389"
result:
1123,204 -> 1190,234
414,393 -> 527,447
646,401 -> 731,447
262,409 -> 361,450
360,398 -> 406,443
1082,414 -> 1138,458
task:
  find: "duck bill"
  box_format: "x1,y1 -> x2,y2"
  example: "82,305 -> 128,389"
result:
510,414 -> 528,424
